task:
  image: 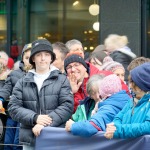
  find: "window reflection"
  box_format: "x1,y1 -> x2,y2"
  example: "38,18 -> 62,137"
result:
30,0 -> 99,51
10,0 -> 99,60
0,0 -> 6,51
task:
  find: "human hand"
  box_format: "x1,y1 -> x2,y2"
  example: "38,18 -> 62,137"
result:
106,123 -> 116,133
0,101 -> 5,114
32,124 -> 44,137
104,132 -> 114,139
0,100 -> 3,108
91,110 -> 96,116
65,119 -> 75,132
68,73 -> 82,94
104,122 -> 116,139
91,102 -> 99,116
36,115 -> 52,126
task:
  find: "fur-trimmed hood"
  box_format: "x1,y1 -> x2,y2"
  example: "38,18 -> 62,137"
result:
117,46 -> 136,59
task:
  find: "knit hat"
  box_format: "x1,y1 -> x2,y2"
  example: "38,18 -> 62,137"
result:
130,62 -> 150,92
99,74 -> 122,99
29,39 -> 56,65
102,56 -> 113,64
101,61 -> 125,73
90,45 -> 107,63
7,58 -> 14,69
21,43 -> 32,59
64,52 -> 87,72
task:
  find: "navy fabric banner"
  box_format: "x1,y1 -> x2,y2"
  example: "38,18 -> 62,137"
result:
35,127 -> 150,150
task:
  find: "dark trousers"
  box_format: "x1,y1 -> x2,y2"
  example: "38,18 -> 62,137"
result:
4,117 -> 22,150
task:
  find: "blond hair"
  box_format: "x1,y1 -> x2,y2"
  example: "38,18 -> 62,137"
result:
0,51 -> 9,66
104,34 -> 128,52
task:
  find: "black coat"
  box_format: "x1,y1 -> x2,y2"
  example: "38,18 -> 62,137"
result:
0,62 -> 26,101
8,70 -> 74,145
0,80 -> 5,88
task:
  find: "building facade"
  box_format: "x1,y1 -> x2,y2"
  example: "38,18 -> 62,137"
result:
0,0 -> 150,58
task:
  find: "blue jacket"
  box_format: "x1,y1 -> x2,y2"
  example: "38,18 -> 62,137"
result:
113,93 -> 150,138
71,90 -> 130,137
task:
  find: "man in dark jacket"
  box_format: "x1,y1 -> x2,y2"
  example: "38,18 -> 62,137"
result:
8,39 -> 74,150
64,52 -> 112,112
0,43 -> 32,150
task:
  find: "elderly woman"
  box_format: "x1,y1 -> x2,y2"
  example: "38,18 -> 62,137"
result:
65,74 -> 130,137
105,62 -> 150,139
72,74 -> 105,122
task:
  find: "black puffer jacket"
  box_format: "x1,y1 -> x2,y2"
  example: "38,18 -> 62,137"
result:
0,62 -> 26,101
0,80 -> 5,88
8,70 -> 74,145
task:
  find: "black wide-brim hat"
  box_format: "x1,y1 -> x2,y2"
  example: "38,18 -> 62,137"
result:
29,39 -> 56,65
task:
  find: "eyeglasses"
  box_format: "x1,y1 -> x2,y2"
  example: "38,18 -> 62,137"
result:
66,62 -> 81,71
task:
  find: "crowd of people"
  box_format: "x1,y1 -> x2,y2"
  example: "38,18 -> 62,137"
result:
0,34 -> 150,150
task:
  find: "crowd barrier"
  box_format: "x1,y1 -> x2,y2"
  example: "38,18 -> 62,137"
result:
0,113 -> 22,150
35,127 -> 150,150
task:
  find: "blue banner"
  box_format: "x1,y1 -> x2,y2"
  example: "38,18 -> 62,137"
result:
35,127 -> 150,150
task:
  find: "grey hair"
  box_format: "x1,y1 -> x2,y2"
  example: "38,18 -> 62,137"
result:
52,42 -> 69,60
86,74 -> 105,96
65,39 -> 83,51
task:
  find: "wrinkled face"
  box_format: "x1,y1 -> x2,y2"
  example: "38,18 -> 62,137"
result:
69,44 -> 84,58
113,68 -> 125,81
66,62 -> 87,82
32,51 -> 51,74
53,49 -> 64,72
89,86 -> 100,102
23,50 -> 31,67
90,58 -> 102,70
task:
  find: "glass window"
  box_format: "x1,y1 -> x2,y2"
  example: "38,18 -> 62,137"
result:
0,0 -> 7,51
11,0 -> 100,59
147,0 -> 150,57
30,0 -> 99,52
11,0 -> 28,60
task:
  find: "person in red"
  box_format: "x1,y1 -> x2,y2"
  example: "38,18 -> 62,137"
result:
64,52 -> 112,112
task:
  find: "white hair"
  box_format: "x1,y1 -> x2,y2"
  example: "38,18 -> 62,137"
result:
86,74 -> 105,96
65,39 -> 83,51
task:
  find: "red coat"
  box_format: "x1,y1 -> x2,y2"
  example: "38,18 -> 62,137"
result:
73,62 -> 112,112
